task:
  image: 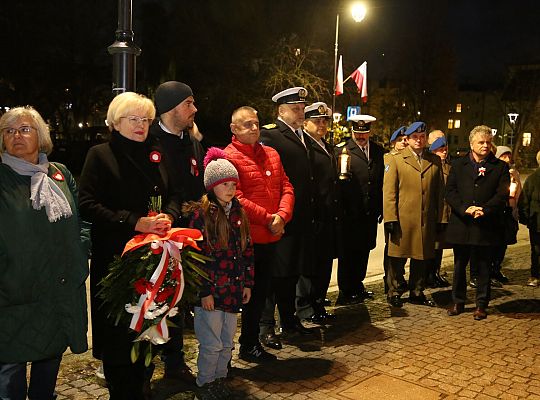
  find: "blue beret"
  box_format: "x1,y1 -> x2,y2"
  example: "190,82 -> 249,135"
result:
404,121 -> 426,136
390,126 -> 407,142
429,136 -> 447,151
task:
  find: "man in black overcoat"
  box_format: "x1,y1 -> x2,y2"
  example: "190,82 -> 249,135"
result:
446,125 -> 509,320
336,114 -> 386,305
259,87 -> 315,349
302,102 -> 340,323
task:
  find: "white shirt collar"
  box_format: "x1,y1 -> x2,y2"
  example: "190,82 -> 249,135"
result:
159,120 -> 184,139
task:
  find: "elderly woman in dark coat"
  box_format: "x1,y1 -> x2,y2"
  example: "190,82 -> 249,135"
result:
0,106 -> 89,400
79,92 -> 182,399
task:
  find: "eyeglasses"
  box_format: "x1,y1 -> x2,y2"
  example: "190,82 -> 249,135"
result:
121,116 -> 153,126
2,125 -> 36,137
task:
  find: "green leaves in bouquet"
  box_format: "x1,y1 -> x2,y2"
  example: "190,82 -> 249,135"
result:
97,244 -> 211,328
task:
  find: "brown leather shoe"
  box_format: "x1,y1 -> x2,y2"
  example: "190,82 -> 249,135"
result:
473,307 -> 487,320
447,303 -> 464,316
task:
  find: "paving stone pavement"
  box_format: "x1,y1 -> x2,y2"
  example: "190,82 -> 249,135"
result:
56,232 -> 540,399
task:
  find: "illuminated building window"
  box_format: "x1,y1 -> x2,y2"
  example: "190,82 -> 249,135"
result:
448,119 -> 454,129
454,120 -> 461,129
456,103 -> 462,113
523,132 -> 532,147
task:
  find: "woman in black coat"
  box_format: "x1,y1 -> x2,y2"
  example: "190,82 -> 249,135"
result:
445,125 -> 509,320
79,92 -> 182,399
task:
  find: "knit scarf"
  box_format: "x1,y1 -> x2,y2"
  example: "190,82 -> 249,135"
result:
2,152 -> 73,222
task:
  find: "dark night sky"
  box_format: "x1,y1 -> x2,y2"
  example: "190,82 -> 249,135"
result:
1,0 -> 539,103
332,0 -> 540,86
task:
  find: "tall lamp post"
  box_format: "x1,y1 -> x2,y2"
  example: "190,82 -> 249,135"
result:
508,111 -> 519,148
108,0 -> 141,95
331,3 -> 366,145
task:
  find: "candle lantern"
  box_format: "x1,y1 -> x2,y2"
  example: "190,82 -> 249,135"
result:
338,147 -> 351,180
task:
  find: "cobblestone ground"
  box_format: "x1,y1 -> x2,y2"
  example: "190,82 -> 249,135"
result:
56,233 -> 540,399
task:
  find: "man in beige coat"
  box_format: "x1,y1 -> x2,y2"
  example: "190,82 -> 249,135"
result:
383,121 -> 444,307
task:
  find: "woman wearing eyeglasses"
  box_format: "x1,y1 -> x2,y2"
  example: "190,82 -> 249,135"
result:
0,106 -> 89,399
79,92 -> 182,399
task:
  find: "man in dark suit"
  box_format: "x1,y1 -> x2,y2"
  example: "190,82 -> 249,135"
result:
446,125 -> 509,320
336,115 -> 386,305
302,102 -> 340,323
259,87 -> 314,349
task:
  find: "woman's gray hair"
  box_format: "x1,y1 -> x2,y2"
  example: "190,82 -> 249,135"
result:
0,106 -> 53,155
469,125 -> 492,144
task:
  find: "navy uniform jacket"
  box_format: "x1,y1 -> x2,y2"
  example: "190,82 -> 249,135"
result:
305,133 -> 341,262
260,119 -> 315,276
339,139 -> 386,250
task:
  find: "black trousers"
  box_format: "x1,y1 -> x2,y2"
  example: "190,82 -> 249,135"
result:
451,245 -> 492,308
239,242 -> 275,348
103,359 -> 147,400
530,230 -> 540,278
387,257 -> 426,297
259,275 -> 300,332
338,248 -> 370,297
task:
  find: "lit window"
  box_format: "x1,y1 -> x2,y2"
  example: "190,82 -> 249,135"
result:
523,132 -> 532,147
448,119 -> 454,129
454,120 -> 461,129
456,103 -> 462,113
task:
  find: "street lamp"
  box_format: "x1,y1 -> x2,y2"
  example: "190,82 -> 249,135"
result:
508,111 -> 519,147
108,0 -> 141,95
331,2 -> 366,145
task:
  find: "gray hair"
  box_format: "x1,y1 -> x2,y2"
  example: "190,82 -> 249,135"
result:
469,125 -> 492,144
0,106 -> 53,155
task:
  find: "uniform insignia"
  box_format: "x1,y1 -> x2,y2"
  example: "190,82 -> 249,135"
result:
336,141 -> 346,148
262,123 -> 277,129
385,164 -> 390,173
317,104 -> 326,114
298,88 -> 308,99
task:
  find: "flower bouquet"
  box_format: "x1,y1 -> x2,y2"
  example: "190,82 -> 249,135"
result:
98,202 -> 211,365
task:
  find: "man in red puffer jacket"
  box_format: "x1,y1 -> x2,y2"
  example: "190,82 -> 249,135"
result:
224,106 -> 294,363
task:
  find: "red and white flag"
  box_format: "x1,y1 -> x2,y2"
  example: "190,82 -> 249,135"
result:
349,61 -> 368,103
335,55 -> 344,96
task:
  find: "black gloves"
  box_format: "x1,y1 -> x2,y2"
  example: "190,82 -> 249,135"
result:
384,221 -> 399,235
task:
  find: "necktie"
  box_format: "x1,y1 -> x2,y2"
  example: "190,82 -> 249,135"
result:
362,147 -> 368,158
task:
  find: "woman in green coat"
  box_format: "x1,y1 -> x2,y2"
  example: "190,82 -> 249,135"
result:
0,106 -> 89,399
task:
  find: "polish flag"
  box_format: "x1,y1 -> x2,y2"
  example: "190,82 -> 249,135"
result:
335,55 -> 344,96
350,61 -> 368,103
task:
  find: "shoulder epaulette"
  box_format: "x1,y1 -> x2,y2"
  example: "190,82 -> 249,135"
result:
262,123 -> 277,129
335,141 -> 346,148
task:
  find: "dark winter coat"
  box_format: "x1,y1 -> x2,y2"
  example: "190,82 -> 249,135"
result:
149,122 -> 207,223
186,198 -> 255,313
260,119 -> 315,276
445,152 -> 509,246
518,167 -> 540,232
0,161 -> 89,363
304,134 -> 341,262
339,139 -> 386,250
78,131 -> 183,362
